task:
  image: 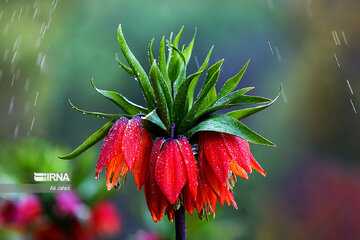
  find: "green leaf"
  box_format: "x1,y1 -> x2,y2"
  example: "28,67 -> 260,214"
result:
143,109 -> 167,130
179,70 -> 220,133
173,67 -> 208,126
148,38 -> 155,66
218,59 -> 249,98
167,27 -> 185,83
227,86 -> 281,120
91,79 -> 148,115
58,121 -> 115,159
196,94 -> 271,119
115,54 -> 135,77
68,99 -> 132,119
159,35 -> 169,86
187,46 -> 214,108
117,24 -> 156,109
185,114 -> 275,146
149,60 -> 171,128
212,87 -> 254,106
173,26 -> 184,48
183,28 -> 196,64
170,46 -> 186,66
197,59 -> 224,112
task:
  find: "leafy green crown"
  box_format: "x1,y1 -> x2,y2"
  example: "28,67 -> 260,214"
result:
59,25 -> 279,159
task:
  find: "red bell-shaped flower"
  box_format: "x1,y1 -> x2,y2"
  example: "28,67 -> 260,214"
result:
194,131 -> 266,214
95,116 -> 152,191
144,135 -> 198,222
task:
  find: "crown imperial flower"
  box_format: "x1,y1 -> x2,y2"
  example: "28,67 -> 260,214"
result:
59,25 -> 278,238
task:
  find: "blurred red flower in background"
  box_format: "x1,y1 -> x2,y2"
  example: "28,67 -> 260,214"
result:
91,200 -> 122,236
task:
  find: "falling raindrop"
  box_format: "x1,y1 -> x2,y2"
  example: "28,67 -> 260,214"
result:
32,8 -> 38,20
11,73 -> 15,86
274,47 -> 282,61
40,54 -> 46,70
8,96 -> 15,115
194,56 -> 200,69
342,31 -> 348,45
34,91 -> 39,106
0,70 -> 3,82
346,80 -> 354,95
11,51 -> 18,64
13,123 -> 19,139
18,7 -> 23,20
0,11 -> 3,21
30,117 -> 35,132
331,31 -> 341,46
268,41 -> 274,55
333,53 -> 340,68
349,99 -> 357,114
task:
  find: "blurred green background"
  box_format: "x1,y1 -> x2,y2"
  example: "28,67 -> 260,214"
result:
0,0 -> 359,239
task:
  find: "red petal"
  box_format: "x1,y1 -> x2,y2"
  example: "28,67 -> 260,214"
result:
230,160 -> 249,180
105,154 -> 128,190
250,154 -> 266,176
96,118 -> 128,176
144,138 -> 167,222
201,132 -> 231,184
225,191 -> 238,209
165,202 -> 175,222
121,116 -> 142,170
133,129 -> 152,190
222,133 -> 252,173
155,139 -> 187,204
183,184 -> 195,215
177,136 -> 198,199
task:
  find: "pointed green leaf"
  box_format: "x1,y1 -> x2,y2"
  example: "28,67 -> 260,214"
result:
149,60 -> 171,128
58,121 -> 115,159
159,35 -> 169,86
185,114 -> 275,146
187,46 -> 214,108
143,109 -> 167,131
183,28 -> 196,64
68,99 -> 131,119
148,38 -> 155,66
227,86 -> 281,120
117,24 -> 156,109
115,54 -> 135,77
196,94 -> 271,119
196,59 -> 224,112
218,59 -> 249,98
173,67 -> 207,126
91,79 -> 148,115
179,70 -> 220,133
173,26 -> 184,48
170,46 -> 186,66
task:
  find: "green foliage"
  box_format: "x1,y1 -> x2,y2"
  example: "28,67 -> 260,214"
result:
58,121 -> 114,159
61,26 -> 278,159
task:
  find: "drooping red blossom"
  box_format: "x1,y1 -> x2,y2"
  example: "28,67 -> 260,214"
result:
95,116 -> 152,190
192,131 -> 265,215
91,201 -> 121,236
144,136 -> 198,222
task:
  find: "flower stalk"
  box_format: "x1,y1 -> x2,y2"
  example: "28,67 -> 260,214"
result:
175,206 -> 186,240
